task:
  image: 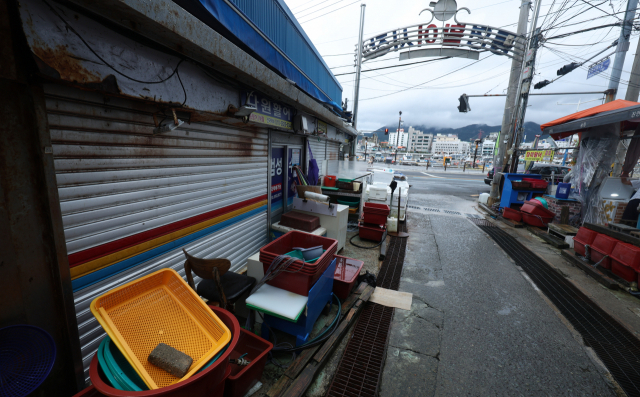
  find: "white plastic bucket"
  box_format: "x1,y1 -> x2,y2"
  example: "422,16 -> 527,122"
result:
479,193 -> 490,204
387,217 -> 398,233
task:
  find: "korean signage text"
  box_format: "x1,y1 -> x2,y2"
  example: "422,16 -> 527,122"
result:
587,57 -> 610,79
524,150 -> 554,162
243,92 -> 293,129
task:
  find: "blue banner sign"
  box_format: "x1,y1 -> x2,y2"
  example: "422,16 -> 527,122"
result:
587,57 -> 610,79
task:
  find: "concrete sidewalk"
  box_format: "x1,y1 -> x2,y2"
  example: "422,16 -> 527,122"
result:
379,197 -> 616,396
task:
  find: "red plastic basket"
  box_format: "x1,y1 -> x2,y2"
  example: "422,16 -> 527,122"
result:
90,306 -> 238,397
523,178 -> 548,190
261,257 -> 334,296
279,212 -> 320,232
503,207 -> 522,222
260,231 -> 338,273
358,222 -> 386,242
590,235 -> 618,269
521,213 -> 553,227
611,259 -> 637,282
224,329 -> 273,397
521,200 -> 554,218
573,228 -> 598,257
363,202 -> 390,225
323,176 -> 337,187
333,256 -> 364,301
610,242 -> 640,272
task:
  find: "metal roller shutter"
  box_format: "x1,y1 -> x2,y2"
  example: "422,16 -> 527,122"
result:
326,141 -> 341,175
44,83 -> 268,382
308,137 -> 326,177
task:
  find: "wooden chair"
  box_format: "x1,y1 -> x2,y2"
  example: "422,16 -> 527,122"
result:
183,249 -> 256,311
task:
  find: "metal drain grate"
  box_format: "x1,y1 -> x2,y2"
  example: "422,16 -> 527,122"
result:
326,221 -> 407,397
408,205 -> 422,210
443,210 -> 462,215
471,219 -> 640,397
423,207 -> 441,212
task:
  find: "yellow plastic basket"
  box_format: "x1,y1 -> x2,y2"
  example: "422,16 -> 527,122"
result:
90,268 -> 231,389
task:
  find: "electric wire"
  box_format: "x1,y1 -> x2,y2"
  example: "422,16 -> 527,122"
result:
299,0 -> 360,24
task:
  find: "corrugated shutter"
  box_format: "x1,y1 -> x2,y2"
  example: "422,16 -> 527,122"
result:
44,83 -> 268,383
308,137 -> 326,176
326,141 -> 340,175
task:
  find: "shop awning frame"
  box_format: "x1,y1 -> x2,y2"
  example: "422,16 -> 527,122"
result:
543,103 -> 640,139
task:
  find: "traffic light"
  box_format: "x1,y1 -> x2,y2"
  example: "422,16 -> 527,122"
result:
557,62 -> 579,76
384,128 -> 389,135
458,94 -> 470,113
534,80 -> 551,90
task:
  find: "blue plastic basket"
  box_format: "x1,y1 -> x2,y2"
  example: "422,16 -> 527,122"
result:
0,325 -> 56,397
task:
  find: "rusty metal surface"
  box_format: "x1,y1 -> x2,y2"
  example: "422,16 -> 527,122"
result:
1,1 -> 84,394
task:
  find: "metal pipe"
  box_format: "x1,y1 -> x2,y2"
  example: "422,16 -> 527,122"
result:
394,111 -> 402,163
467,91 -> 607,97
352,3 -> 366,129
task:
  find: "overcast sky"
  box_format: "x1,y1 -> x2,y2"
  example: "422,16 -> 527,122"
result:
283,0 -> 639,133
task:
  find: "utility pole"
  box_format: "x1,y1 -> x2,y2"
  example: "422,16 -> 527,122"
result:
473,139 -> 481,168
608,0 -> 638,175
352,4 -> 366,129
489,0 -> 530,204
394,111 -> 402,163
507,0 -> 543,173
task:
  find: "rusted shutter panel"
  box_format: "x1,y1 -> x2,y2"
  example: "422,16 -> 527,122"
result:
44,83 -> 268,383
326,141 -> 341,175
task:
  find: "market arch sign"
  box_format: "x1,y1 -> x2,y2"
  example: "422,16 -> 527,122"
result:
359,0 -> 525,62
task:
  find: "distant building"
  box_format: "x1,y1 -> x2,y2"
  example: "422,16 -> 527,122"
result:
388,129 -> 409,149
407,126 -> 433,152
482,139 -> 496,157
431,134 -> 469,155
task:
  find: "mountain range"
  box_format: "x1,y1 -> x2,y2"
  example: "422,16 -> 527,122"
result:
362,122 -> 543,143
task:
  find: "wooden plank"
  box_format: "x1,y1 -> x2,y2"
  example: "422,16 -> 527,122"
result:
283,345 -> 321,380
548,223 -> 578,236
267,375 -> 293,397
354,282 -> 368,295
559,206 -> 569,224
499,216 -> 524,228
608,222 -> 639,234
584,222 -> 640,247
560,249 -> 622,290
281,362 -> 319,397
527,226 -> 569,249
313,302 -> 361,363
359,284 -> 375,302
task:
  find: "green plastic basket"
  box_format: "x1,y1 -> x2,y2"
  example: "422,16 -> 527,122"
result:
337,198 -> 360,208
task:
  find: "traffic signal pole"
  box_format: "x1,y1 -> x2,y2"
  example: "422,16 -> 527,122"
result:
394,111 -> 402,163
489,0 -> 530,205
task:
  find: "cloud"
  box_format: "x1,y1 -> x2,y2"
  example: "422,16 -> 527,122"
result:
285,0 -> 636,133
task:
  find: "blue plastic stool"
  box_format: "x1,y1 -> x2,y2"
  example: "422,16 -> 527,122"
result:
262,258 -> 336,346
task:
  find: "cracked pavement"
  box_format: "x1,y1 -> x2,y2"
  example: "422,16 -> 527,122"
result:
378,195 -> 616,397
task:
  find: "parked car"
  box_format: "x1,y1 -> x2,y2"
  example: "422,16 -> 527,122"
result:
485,168 -> 494,185
526,164 -> 570,184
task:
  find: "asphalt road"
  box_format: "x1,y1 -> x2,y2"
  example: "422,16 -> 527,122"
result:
397,168 -> 491,200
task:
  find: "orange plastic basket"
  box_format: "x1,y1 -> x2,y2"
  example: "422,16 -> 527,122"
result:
90,268 -> 231,389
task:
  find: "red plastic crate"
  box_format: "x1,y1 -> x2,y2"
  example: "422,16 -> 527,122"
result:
261,257 -> 334,296
333,255 -> 364,301
611,259 -> 637,282
260,231 -> 338,272
521,200 -> 554,218
279,211 -> 320,232
610,242 -> 640,272
323,175 -> 337,187
523,178 -> 548,190
224,329 -> 273,397
573,228 -> 598,257
90,306 -> 238,397
358,222 -> 386,242
503,207 -> 522,222
590,235 -> 618,269
363,202 -> 390,225
521,213 -> 553,227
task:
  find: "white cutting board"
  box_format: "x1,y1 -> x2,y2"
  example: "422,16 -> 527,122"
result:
246,284 -> 308,321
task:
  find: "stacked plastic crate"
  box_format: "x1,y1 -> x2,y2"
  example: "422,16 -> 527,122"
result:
359,203 -> 390,242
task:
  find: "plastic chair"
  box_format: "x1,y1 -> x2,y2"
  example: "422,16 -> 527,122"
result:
183,249 -> 256,311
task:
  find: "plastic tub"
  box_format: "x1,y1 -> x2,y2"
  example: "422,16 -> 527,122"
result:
91,306 -> 239,397
611,260 -> 637,282
279,212 -> 320,232
556,183 -> 571,199
358,222 -> 386,242
503,207 -> 522,222
336,179 -> 354,190
292,246 -> 324,261
337,198 -> 360,208
521,213 -> 553,227
323,176 -> 337,187
532,197 -> 548,209
511,181 -> 532,190
610,242 -> 640,272
523,178 -> 548,190
363,202 -> 391,225
332,256 -> 364,301
573,227 -> 598,257
224,329 -> 273,397
73,386 -> 107,397
387,217 -> 398,233
260,231 -> 338,273
591,235 -> 618,269
521,200 -> 554,218
261,257 -> 334,296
